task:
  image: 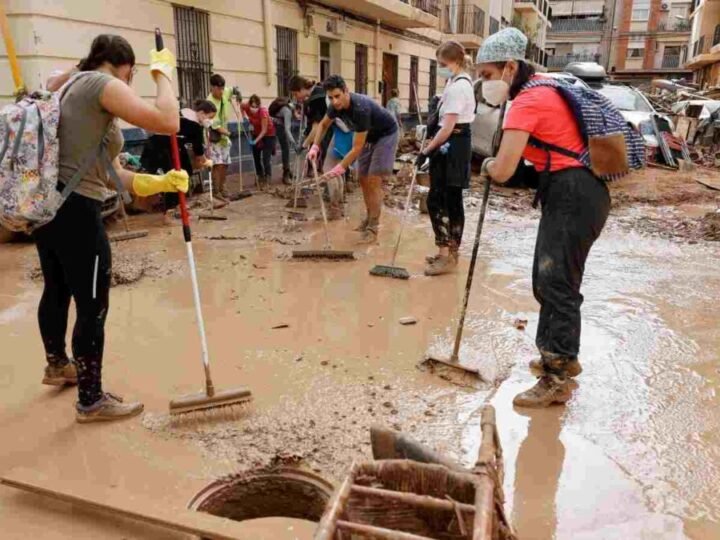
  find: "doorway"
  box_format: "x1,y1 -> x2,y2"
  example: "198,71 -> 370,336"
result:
382,53 -> 398,106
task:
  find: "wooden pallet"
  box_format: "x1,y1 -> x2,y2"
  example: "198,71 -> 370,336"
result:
315,405 -> 514,540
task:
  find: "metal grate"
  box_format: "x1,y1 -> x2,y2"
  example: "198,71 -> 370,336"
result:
429,59 -> 437,100
276,26 -> 298,98
173,5 -> 212,107
355,44 -> 368,94
410,56 -> 419,113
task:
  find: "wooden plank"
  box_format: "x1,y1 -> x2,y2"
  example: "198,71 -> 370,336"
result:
472,476 -> 495,540
350,485 -> 475,515
1,467 -> 250,540
314,461 -> 357,540
336,519 -> 435,540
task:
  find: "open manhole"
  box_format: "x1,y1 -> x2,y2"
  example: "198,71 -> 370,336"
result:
189,468 -> 334,536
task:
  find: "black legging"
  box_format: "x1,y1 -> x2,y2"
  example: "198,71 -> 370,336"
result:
33,192 -> 111,407
533,167 -> 610,360
427,177 -> 465,250
252,136 -> 276,178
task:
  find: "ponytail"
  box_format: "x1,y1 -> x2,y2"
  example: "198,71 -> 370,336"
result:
78,34 -> 135,72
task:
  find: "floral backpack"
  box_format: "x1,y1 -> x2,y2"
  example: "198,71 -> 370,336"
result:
0,73 -> 126,233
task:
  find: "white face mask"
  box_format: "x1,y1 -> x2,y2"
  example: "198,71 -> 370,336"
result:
201,118 -> 213,128
438,66 -> 454,79
249,107 -> 259,114
482,66 -> 512,107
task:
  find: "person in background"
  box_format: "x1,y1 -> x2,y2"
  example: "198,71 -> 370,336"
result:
415,42 -> 476,276
386,88 -> 403,128
476,27 -> 611,408
207,73 -> 232,203
141,99 -> 217,221
241,94 -> 276,189
310,75 -> 399,243
34,34 -> 188,423
322,118 -> 355,220
288,75 -> 333,169
269,96 -> 299,185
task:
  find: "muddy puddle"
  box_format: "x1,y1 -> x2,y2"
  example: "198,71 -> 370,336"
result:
1,169 -> 720,539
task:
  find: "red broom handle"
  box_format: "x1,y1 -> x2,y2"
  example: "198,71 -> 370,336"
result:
155,28 -> 191,242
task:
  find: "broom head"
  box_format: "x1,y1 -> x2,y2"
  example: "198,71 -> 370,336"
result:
420,354 -> 481,376
292,249 -> 355,260
369,265 -> 410,280
109,230 -> 149,242
169,387 -> 252,415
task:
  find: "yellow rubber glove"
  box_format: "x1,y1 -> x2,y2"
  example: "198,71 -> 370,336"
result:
132,170 -> 189,197
150,48 -> 176,82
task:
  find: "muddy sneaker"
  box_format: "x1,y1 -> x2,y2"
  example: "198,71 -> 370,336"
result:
425,254 -> 441,264
76,393 -> 144,424
357,229 -> 378,244
354,218 -> 369,232
424,255 -> 458,276
42,361 -> 77,386
327,207 -> 344,221
513,375 -> 572,408
529,357 -> 583,378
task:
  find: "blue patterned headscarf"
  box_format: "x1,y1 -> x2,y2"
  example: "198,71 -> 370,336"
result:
476,28 -> 528,64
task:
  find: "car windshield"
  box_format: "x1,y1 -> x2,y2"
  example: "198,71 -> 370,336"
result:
597,85 -> 654,113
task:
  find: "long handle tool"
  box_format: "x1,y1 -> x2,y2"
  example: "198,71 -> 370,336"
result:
291,161 -> 354,260
420,103 -> 506,378
150,29 -> 250,415
198,169 -> 227,221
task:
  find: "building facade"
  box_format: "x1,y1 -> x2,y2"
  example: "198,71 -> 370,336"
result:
0,0 -> 448,112
546,0 -> 609,71
684,0 -> 720,88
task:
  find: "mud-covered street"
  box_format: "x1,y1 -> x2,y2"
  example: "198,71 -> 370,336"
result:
1,168 -> 719,539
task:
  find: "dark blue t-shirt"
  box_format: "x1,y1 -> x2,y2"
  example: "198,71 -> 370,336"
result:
327,93 -> 398,143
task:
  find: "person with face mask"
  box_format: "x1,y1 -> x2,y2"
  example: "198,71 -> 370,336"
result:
141,99 -> 217,221
33,34 -> 188,423
288,75 -> 334,170
476,27 -> 611,408
415,41 -> 476,275
309,75 -> 399,244
241,94 -> 277,189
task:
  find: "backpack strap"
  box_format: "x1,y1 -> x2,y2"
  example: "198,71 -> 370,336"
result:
0,116 -> 11,165
7,107 -> 28,166
528,136 -> 581,161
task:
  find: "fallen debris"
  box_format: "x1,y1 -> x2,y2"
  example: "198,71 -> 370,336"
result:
399,317 -> 417,326
513,319 -> 528,331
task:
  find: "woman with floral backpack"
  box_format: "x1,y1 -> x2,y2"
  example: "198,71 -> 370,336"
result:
34,34 -> 188,423
476,28 -> 642,408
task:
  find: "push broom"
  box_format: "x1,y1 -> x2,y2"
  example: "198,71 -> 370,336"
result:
198,168 -> 227,221
369,113 -> 427,280
152,28 -> 251,415
291,161 -> 355,260
420,103 -> 506,378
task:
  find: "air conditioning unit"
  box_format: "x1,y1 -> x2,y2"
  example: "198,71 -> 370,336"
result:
660,3 -> 670,10
327,18 -> 346,36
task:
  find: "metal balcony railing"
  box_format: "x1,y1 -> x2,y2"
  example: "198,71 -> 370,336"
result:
692,36 -> 709,57
547,53 -> 601,68
660,55 -> 681,68
549,17 -> 605,33
489,17 -> 499,35
657,20 -> 692,32
442,4 -> 485,35
526,43 -> 548,66
410,0 -> 441,17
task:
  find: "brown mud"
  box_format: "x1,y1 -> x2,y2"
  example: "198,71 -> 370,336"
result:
1,168 -> 720,539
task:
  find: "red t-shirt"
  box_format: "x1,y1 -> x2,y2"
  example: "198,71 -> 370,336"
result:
241,103 -> 276,137
504,76 -> 585,172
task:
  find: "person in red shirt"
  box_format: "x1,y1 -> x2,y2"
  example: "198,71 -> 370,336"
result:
241,94 -> 276,189
476,28 -> 611,408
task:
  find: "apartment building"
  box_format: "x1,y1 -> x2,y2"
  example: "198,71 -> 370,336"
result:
0,0 -> 447,113
546,0 -> 609,71
610,0 -> 693,81
513,0 -> 553,70
684,0 -> 720,88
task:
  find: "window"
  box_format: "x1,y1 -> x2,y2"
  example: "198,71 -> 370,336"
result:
410,56 -> 419,113
631,0 -> 649,20
173,6 -> 212,107
320,40 -> 331,82
355,44 -> 368,94
428,60 -> 437,101
714,24 -> 720,46
276,27 -> 297,98
627,47 -> 645,58
489,17 -> 499,36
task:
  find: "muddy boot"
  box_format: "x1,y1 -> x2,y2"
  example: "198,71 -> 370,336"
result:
424,255 -> 458,276
42,359 -> 77,386
529,357 -> 583,378
76,393 -> 144,424
358,218 -> 379,244
282,169 -> 293,185
513,374 -> 572,408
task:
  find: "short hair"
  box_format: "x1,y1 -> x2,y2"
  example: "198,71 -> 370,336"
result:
248,94 -> 261,106
323,75 -> 347,92
390,88 -> 399,98
288,75 -> 314,92
436,41 -> 466,65
193,99 -> 217,114
210,73 -> 225,87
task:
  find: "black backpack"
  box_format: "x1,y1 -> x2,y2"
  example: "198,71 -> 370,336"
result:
268,97 -> 289,118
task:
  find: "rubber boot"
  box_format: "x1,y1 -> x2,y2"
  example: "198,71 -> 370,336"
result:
282,169 -> 293,185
